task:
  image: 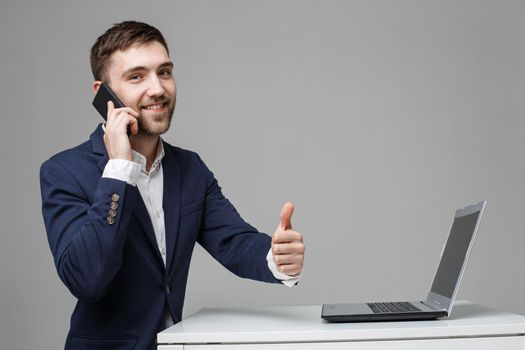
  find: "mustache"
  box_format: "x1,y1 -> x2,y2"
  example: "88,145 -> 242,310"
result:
139,96 -> 171,107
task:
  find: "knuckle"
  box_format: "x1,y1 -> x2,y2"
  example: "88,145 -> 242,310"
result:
282,265 -> 295,275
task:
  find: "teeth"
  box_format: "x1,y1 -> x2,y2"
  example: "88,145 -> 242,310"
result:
144,104 -> 163,110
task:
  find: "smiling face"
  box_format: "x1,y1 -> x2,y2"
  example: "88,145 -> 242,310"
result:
101,40 -> 176,136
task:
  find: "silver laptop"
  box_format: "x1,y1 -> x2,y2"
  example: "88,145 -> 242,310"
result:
322,201 -> 486,322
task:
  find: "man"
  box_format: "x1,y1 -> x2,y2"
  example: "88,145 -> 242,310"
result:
40,21 -> 304,350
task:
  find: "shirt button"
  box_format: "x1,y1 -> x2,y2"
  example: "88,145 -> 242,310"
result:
161,248 -> 166,256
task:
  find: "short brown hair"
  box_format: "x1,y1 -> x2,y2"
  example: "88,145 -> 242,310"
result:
90,21 -> 169,82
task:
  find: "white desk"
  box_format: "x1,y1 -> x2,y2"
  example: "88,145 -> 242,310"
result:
157,301 -> 525,349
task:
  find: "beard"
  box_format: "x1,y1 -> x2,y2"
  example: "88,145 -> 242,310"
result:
136,95 -> 176,136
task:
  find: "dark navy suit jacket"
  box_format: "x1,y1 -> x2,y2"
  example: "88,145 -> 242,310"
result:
40,124 -> 280,349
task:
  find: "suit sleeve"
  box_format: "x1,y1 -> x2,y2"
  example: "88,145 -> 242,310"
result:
195,156 -> 281,284
40,158 -> 140,301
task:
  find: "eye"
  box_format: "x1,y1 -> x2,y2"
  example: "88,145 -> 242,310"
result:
159,69 -> 173,78
128,74 -> 142,81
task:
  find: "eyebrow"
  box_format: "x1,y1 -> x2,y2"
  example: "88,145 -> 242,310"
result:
121,61 -> 174,78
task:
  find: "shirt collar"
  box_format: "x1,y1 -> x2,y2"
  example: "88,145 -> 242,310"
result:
132,139 -> 165,174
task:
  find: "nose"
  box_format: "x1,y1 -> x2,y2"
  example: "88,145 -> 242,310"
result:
146,75 -> 164,98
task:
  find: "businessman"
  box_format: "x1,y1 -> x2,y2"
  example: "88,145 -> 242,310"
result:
40,21 -> 304,350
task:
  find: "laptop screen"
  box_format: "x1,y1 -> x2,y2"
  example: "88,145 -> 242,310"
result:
430,211 -> 480,298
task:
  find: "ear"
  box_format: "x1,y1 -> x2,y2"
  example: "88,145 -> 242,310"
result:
93,81 -> 102,94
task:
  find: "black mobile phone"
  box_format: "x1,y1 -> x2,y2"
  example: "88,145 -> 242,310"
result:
92,82 -> 126,120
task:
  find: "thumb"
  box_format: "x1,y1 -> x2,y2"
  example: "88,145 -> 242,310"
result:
278,202 -> 294,230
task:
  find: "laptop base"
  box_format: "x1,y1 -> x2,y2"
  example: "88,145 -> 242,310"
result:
322,303 -> 448,322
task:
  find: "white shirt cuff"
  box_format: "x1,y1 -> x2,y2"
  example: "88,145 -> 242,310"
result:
102,159 -> 141,186
266,248 -> 302,288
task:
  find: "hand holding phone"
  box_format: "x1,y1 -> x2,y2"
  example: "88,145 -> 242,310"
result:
93,83 -> 138,160
92,83 -> 138,137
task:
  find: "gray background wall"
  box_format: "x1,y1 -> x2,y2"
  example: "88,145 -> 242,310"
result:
1,0 -> 524,349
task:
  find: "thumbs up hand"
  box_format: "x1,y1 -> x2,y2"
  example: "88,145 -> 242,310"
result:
271,202 -> 305,277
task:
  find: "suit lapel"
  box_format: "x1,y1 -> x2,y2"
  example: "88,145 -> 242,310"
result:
90,124 -> 110,173
133,196 -> 166,268
162,142 -> 182,273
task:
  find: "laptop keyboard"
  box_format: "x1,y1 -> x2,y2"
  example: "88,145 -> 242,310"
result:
367,302 -> 422,314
